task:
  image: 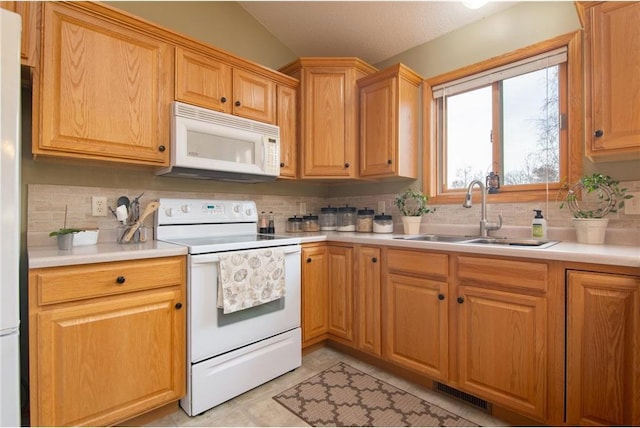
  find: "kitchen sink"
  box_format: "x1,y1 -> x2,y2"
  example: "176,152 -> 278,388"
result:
464,237 -> 559,248
394,234 -> 477,243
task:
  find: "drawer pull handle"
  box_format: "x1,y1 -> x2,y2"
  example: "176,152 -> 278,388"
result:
175,302 -> 183,310
457,296 -> 464,304
371,257 -> 377,263
158,145 -> 166,152
235,100 -> 241,107
220,97 -> 227,103
116,276 -> 126,284
438,293 -> 445,301
306,257 -> 312,263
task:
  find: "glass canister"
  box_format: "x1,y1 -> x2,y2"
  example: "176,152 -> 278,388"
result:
373,214 -> 394,234
319,206 -> 338,231
356,207 -> 374,233
286,215 -> 303,233
302,214 -> 320,232
337,205 -> 357,232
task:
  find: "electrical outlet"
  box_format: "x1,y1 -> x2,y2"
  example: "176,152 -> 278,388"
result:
299,202 -> 306,215
92,196 -> 108,217
624,192 -> 640,215
377,201 -> 385,214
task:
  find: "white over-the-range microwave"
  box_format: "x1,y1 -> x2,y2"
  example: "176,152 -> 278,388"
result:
156,101 -> 281,182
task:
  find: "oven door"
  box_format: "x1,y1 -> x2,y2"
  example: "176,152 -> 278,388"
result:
188,244 -> 301,364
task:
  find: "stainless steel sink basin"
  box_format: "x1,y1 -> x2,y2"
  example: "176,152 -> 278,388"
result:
464,237 -> 559,248
394,234 -> 476,243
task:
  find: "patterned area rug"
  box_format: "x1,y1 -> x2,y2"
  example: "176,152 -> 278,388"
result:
273,362 -> 479,427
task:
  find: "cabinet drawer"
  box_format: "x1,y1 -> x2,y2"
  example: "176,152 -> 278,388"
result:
387,249 -> 448,278
32,256 -> 185,306
457,256 -> 547,293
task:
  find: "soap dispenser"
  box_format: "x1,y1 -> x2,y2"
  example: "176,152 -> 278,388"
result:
532,210 -> 547,239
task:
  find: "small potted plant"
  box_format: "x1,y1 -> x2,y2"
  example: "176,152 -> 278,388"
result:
559,173 -> 632,244
49,206 -> 84,250
394,188 -> 435,235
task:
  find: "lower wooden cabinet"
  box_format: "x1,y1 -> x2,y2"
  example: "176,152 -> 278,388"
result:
566,270 -> 640,426
29,256 -> 186,427
327,245 -> 354,343
355,246 -> 382,357
384,248 -> 449,380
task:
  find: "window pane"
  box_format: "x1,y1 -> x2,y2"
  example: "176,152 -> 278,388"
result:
502,66 -> 560,184
445,86 -> 493,189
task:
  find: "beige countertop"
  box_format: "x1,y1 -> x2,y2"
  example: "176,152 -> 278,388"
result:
284,231 -> 640,268
28,232 -> 639,269
28,240 -> 188,269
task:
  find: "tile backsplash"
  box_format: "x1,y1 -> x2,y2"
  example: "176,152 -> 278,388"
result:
27,181 -> 640,247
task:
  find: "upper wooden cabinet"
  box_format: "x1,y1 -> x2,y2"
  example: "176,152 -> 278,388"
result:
37,2 -> 173,165
280,58 -> 377,179
277,84 -> 298,178
583,1 -> 640,161
175,47 -> 276,124
357,64 -> 422,179
1,1 -> 39,67
566,270 -> 640,426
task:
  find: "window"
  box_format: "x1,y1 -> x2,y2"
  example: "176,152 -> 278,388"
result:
424,32 -> 583,203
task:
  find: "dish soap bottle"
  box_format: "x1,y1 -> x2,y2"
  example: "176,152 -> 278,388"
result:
532,210 -> 547,239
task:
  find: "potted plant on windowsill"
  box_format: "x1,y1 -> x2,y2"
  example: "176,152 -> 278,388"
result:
559,173 -> 632,244
394,188 -> 435,235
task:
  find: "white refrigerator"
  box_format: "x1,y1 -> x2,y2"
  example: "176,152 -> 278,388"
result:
0,8 -> 22,427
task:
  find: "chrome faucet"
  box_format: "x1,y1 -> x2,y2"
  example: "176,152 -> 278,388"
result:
462,180 -> 502,237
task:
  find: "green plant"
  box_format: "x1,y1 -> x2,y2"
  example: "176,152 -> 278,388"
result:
394,188 -> 435,216
559,173 -> 633,218
49,228 -> 84,237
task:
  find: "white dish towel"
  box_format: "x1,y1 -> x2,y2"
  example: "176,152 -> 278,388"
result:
217,248 -> 286,314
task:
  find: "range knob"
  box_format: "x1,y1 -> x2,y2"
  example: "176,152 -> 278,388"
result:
245,208 -> 253,216
181,204 -> 191,213
233,205 -> 242,213
165,207 -> 175,217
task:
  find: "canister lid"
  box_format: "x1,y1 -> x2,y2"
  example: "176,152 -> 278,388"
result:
358,207 -> 374,215
338,205 -> 357,213
374,213 -> 392,220
320,206 -> 338,213
287,215 -> 303,222
303,214 -> 318,220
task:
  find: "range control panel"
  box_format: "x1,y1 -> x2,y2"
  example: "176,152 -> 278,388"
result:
156,198 -> 257,225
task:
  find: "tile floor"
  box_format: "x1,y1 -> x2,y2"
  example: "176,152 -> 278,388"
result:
146,346 -> 508,427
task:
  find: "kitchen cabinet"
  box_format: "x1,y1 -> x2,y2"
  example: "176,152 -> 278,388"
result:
355,246 -> 382,357
301,244 -> 329,346
327,245 -> 354,344
28,256 -> 186,427
277,84 -> 298,178
36,2 -> 173,166
384,248 -> 449,380
357,63 -> 421,179
1,1 -> 39,67
455,256 -> 548,421
582,1 -> 640,161
175,47 -> 276,124
280,57 -> 377,179
566,269 -> 640,426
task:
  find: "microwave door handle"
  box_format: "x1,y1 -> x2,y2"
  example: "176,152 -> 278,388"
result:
261,138 -> 267,170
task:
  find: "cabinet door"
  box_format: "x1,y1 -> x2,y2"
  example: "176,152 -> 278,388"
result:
38,3 -> 173,165
277,85 -> 298,178
360,77 -> 396,177
585,2 -> 640,160
355,246 -> 382,357
301,67 -> 357,178
1,1 -> 37,66
567,270 -> 640,426
384,273 -> 448,380
232,68 -> 276,124
32,289 -> 185,427
301,246 -> 329,345
175,46 -> 232,114
456,285 -> 546,421
327,245 -> 354,343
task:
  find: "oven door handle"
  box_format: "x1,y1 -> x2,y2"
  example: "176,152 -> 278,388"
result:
190,245 -> 301,265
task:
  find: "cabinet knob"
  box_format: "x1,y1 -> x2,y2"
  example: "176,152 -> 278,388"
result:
280,162 -> 285,168
438,293 -> 445,301
371,257 -> 377,263
594,129 -> 604,138
457,296 -> 464,304
158,145 -> 166,152
387,159 -> 392,165
235,101 -> 241,107
306,257 -> 312,263
344,162 -> 350,168
220,97 -> 227,103
175,302 -> 183,310
116,276 -> 126,284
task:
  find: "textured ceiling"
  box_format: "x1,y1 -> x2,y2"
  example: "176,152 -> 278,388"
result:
238,1 -> 516,64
